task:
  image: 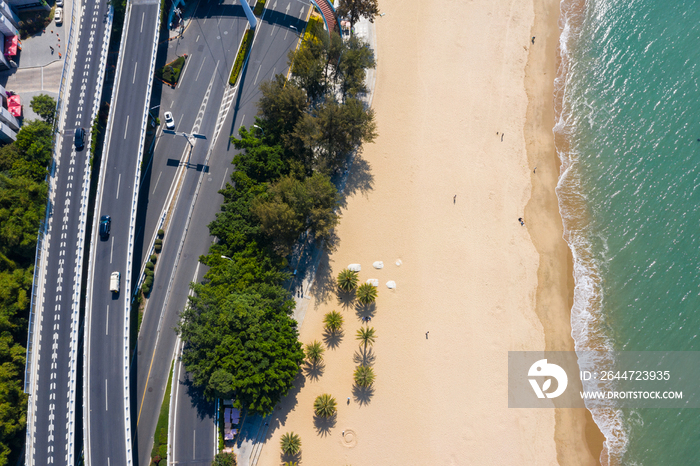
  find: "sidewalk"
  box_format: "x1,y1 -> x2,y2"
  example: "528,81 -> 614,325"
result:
0,0 -> 72,120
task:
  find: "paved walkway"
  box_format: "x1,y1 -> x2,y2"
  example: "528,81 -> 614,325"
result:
0,0 -> 72,120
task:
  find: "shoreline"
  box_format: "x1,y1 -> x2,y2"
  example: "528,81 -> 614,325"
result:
523,0 -> 605,464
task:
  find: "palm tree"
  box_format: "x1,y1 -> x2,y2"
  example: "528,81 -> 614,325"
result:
356,326 -> 376,350
314,393 -> 337,418
356,283 -> 377,305
337,268 -> 359,292
305,340 -> 324,365
280,432 -> 301,456
353,365 -> 375,387
323,311 -> 344,333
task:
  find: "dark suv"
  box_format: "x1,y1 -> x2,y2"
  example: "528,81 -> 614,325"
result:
74,127 -> 85,151
99,215 -> 111,239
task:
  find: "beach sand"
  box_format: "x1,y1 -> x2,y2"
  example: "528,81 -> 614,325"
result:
255,0 -> 603,464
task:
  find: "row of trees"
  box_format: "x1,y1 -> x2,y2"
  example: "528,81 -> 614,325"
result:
0,95 -> 56,465
178,15 -> 378,418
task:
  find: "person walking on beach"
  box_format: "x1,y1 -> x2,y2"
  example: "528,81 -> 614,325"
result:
426,331 -> 429,339
518,217 -> 524,226
501,133 -> 504,142
453,194 -> 457,203
532,36 -> 536,44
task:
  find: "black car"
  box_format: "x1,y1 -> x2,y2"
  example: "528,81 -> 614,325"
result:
74,127 -> 85,150
99,215 -> 111,239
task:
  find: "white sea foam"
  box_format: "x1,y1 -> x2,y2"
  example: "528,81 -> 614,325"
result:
555,0 -> 628,463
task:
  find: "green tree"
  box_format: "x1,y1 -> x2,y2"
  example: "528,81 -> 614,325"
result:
337,0 -> 380,32
257,75 -> 308,145
309,96 -> 377,173
177,284 -> 304,416
304,340 -> 324,365
355,326 -> 376,350
337,35 -> 376,99
353,365 -> 375,387
280,432 -> 301,455
29,94 -> 57,125
356,282 -> 377,305
212,452 -> 237,466
337,268 -> 359,292
323,311 -> 343,333
14,120 -> 54,171
313,393 -> 337,418
0,174 -> 48,263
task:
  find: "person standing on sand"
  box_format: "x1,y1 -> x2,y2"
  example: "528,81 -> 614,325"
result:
501,133 -> 504,142
532,36 -> 536,44
453,195 -> 456,203
518,217 -> 524,226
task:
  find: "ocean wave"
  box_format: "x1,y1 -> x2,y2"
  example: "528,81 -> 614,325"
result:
555,0 -> 628,463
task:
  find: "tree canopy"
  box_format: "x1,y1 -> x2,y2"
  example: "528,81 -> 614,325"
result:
29,94 -> 57,125
337,0 -> 380,31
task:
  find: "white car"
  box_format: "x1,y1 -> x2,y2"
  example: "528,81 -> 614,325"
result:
109,272 -> 120,293
164,111 -> 175,130
54,7 -> 63,25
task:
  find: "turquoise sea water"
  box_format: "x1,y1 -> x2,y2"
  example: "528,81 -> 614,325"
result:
556,0 -> 700,464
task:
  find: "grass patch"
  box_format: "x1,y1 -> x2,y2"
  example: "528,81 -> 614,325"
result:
156,55 -> 187,86
18,7 -> 55,39
253,0 -> 265,16
229,28 -> 254,86
151,359 -> 175,464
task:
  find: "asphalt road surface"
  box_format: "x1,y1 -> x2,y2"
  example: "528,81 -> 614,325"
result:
134,0 -> 310,464
28,1 -> 111,464
84,0 -> 160,465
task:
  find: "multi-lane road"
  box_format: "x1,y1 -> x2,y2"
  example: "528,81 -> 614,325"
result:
26,0 -> 315,463
27,0 -> 112,464
84,0 -> 161,464
136,1 -> 311,464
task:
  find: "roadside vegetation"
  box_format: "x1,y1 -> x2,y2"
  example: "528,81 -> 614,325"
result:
177,19 -> 377,421
150,360 -> 174,465
157,55 -> 187,87
229,29 -> 254,85
252,0 -> 266,16
0,96 -> 56,465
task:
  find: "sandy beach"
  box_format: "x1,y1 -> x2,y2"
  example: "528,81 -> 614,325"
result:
256,0 -> 603,464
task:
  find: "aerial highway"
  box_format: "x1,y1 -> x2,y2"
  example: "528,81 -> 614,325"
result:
83,0 -> 160,464
163,1 -> 313,463
26,0 -> 112,464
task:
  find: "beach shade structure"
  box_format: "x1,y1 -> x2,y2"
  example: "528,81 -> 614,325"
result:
348,263 -> 361,272
366,279 -> 379,287
386,280 -> 396,289
373,261 -> 384,269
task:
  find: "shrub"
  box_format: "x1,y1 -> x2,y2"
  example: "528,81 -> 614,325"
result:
357,282 -> 377,305
146,262 -> 154,271
253,0 -> 265,15
337,268 -> 358,292
150,254 -> 158,263
158,444 -> 167,459
280,431 -> 301,455
144,276 -> 154,287
155,243 -> 162,253
152,455 -> 161,465
158,229 -> 165,238
313,394 -> 337,418
145,268 -> 154,278
229,29 -> 254,85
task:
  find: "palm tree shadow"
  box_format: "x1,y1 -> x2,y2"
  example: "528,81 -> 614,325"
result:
281,451 -> 301,465
355,302 -> 376,321
338,154 -> 374,211
336,289 -> 356,312
314,413 -> 337,436
352,384 -> 375,406
353,348 -> 376,366
303,361 -> 325,381
323,329 -> 343,349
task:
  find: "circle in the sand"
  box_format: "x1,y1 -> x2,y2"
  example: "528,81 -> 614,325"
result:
386,280 -> 396,289
342,429 -> 357,447
373,261 -> 384,269
395,259 -> 402,266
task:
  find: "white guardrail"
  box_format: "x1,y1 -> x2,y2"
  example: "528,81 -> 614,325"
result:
24,0 -> 82,463
83,0 -> 162,463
